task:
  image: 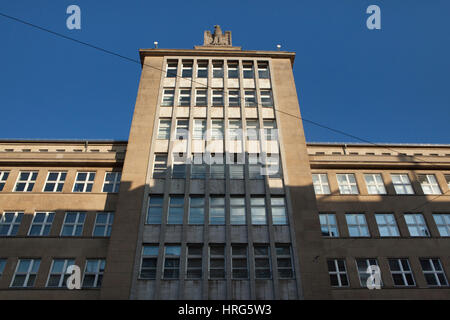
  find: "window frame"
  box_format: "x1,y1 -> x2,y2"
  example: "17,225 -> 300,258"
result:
28,212 -> 55,236
43,171 -> 67,192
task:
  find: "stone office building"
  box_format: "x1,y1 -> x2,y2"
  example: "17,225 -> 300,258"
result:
0,26 -> 449,300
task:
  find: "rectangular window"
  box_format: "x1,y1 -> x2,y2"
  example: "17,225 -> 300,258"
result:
47,259 -> 75,288
166,61 -> 177,78
175,119 -> 189,140
161,89 -> 175,106
228,90 -> 240,107
391,174 -> 414,194
0,212 -> 23,236
210,154 -> 225,179
0,171 -> 9,191
61,212 -> 86,236
0,259 -> 6,277
212,62 -> 223,78
433,214 -> 450,237
209,245 -> 225,279
153,154 -> 168,178
163,245 -> 181,279
186,245 -> 202,279
197,62 -> 208,78
227,62 -> 239,79
209,196 -> 225,225
257,62 -> 270,79
178,89 -> 191,106
82,259 -> 105,288
420,258 -> 448,287
229,153 -> 244,179
375,213 -> 400,237
337,173 -> 359,194
327,259 -> 349,287
43,172 -> 66,192
260,90 -> 273,107
319,213 -> 339,237
243,63 -> 254,79
249,153 -> 262,180
195,90 -> 207,106
244,90 -> 257,107
389,258 -> 415,286
251,197 -> 267,225
212,90 -> 224,106
28,212 -> 54,236
230,197 -> 246,225
271,197 -> 288,225
93,212 -> 114,237
181,61 -> 192,78
172,154 -> 186,179
232,245 -> 248,279
246,120 -> 259,141
147,196 -> 163,224
11,259 -> 40,288
356,258 -> 381,288
193,119 -> 206,140
276,245 -> 294,278
191,154 -> 206,179
228,120 -> 242,140
157,119 -> 171,140
189,196 -> 204,224
167,196 -> 184,224
263,120 -> 277,141
312,174 -> 331,195
346,213 -> 370,237
14,171 -> 38,192
72,172 -> 95,192
404,213 -> 430,237
445,175 -> 450,189
102,172 -> 121,193
418,174 -> 441,195
211,119 -> 224,140
254,245 -> 271,279
140,245 -> 158,279
364,174 -> 386,194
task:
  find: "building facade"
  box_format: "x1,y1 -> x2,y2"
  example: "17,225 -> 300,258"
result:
0,27 -> 449,299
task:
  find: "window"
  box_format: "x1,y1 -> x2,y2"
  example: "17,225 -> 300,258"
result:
73,172 -> 95,192
271,197 -> 288,225
191,154 -> 206,179
102,172 -> 121,193
391,174 -> 414,194
172,154 -> 186,179
327,259 -> 349,287
228,120 -> 242,140
28,212 -> 54,236
0,259 -> 6,277
433,214 -> 450,237
188,197 -> 204,224
211,119 -> 224,140
230,197 -> 246,225
276,245 -> 294,278
47,259 -> 75,288
404,213 -> 430,237
445,175 -> 450,189
209,245 -> 225,279
229,153 -> 244,179
195,90 -> 207,106
420,258 -> 448,287
254,245 -> 271,279
356,258 -> 381,288
418,174 -> 441,195
375,214 -> 400,237
210,154 -> 225,179
168,196 -> 184,224
43,172 -> 66,192
312,174 -> 331,195
246,120 -> 259,141
82,259 -> 105,288
228,90 -> 240,107
178,89 -> 191,106
212,62 -> 223,78
161,89 -> 175,106
166,61 -> 177,78
388,258 -> 415,286
260,90 -> 273,107
244,90 -> 257,107
319,213 -> 339,237
257,62 -> 270,79
175,119 -> 189,140
140,245 -> 158,279
181,61 -> 192,78
186,245 -> 202,279
251,197 -> 266,225
0,171 -> 9,191
243,63 -> 254,79
227,62 -> 239,78
14,171 -> 38,192
337,174 -> 358,194
163,245 -> 181,279
197,62 -> 208,78
212,90 -> 224,106
61,212 -> 86,236
232,245 -> 248,279
346,213 -> 370,237
249,154 -> 262,180
193,119 -> 206,140
209,196 -> 225,225
147,196 -> 163,224
364,174 -> 386,194
263,120 -> 277,141
11,259 -> 40,288
93,212 -> 114,237
0,212 -> 23,236
153,154 -> 168,178
157,119 -> 171,140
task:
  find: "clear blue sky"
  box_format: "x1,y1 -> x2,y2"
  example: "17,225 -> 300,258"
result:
0,0 -> 449,143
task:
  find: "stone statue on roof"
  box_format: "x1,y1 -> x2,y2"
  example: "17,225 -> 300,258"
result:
204,25 -> 232,46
